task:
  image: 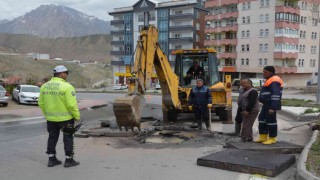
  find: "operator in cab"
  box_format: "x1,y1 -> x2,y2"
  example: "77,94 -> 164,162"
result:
184,60 -> 205,85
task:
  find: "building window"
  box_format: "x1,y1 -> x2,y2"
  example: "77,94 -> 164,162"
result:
138,14 -> 144,22
246,30 -> 250,37
259,58 -> 263,66
246,44 -> 250,51
265,43 -> 268,51
174,45 -> 182,49
259,44 -> 263,51
265,29 -> 269,37
241,45 -> 245,52
260,29 -> 264,37
264,58 -> 268,65
150,12 -> 156,21
241,58 -> 245,65
242,17 -> 246,24
175,10 -> 183,15
260,0 -> 264,7
196,23 -> 200,30
196,34 -> 199,42
246,58 -> 249,65
265,14 -> 269,22
260,14 -> 264,22
174,33 -> 180,38
247,16 -> 250,23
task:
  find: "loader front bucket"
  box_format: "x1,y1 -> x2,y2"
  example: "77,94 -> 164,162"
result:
113,95 -> 144,131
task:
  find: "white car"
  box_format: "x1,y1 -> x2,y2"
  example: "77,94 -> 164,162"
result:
113,84 -> 128,90
12,85 -> 40,105
0,85 -> 9,107
155,83 -> 161,90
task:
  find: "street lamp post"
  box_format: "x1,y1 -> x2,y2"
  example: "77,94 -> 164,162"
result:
311,1 -> 320,104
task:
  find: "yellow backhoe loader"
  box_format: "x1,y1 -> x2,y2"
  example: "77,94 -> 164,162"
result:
113,25 -> 232,131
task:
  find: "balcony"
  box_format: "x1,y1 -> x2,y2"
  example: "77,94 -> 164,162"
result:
110,30 -> 125,35
274,37 -> 298,44
219,66 -> 237,72
275,21 -> 299,29
110,20 -> 124,25
206,0 -> 237,8
169,37 -> 193,43
205,38 -> 237,46
205,11 -> 238,21
110,41 -> 125,46
217,52 -> 237,59
111,60 -> 124,66
275,5 -> 300,14
170,13 -> 194,20
205,24 -> 238,34
170,25 -> 194,31
274,66 -> 297,74
274,52 -> 298,59
110,51 -> 125,56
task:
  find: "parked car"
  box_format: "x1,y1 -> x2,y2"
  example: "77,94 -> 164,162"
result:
113,84 -> 128,90
0,85 -> 9,107
155,83 -> 161,90
232,78 -> 264,92
12,85 -> 40,105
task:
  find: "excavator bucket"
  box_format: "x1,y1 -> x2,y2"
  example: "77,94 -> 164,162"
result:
113,95 -> 144,131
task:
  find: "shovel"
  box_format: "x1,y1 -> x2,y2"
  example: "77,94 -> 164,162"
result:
281,120 -> 320,131
208,104 -> 212,131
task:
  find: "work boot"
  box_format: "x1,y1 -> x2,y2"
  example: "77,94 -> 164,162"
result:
48,156 -> 62,167
262,137 -> 277,145
254,134 -> 268,143
64,158 -> 80,168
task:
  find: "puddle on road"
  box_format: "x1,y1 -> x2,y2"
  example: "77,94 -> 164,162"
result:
145,130 -> 195,144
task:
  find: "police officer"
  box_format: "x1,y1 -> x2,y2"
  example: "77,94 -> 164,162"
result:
39,65 -> 80,167
254,66 -> 283,145
188,79 -> 212,130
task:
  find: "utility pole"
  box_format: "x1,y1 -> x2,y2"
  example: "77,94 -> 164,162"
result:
311,1 -> 320,104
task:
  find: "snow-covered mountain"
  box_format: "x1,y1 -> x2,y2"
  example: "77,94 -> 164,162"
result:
0,4 -> 110,38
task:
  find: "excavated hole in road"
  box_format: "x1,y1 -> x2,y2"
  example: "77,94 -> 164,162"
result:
144,130 -> 195,144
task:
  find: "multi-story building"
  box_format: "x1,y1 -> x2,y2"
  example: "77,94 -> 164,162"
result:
205,0 -> 319,87
109,0 -> 207,85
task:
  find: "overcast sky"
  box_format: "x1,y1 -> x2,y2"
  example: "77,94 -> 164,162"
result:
0,0 -> 163,21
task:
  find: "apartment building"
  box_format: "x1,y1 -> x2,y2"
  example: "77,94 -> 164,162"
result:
109,0 -> 207,85
205,0 -> 319,87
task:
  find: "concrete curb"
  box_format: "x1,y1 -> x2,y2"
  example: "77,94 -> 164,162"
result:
297,130 -> 320,180
279,109 -> 319,121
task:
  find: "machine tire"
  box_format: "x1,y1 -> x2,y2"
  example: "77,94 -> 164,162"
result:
162,108 -> 177,122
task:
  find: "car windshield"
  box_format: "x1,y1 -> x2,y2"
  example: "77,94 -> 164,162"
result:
22,86 -> 40,93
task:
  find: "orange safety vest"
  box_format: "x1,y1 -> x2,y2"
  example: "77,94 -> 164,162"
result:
263,75 -> 283,87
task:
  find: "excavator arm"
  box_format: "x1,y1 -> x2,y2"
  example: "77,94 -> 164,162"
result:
113,25 -> 181,131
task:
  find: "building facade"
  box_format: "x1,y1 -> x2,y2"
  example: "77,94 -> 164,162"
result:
205,0 -> 319,87
109,0 -> 207,85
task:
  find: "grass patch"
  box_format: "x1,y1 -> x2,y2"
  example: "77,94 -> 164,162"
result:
307,129 -> 320,177
282,99 -> 320,114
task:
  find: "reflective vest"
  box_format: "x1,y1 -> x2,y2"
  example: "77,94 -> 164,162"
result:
39,77 -> 80,122
258,75 -> 283,110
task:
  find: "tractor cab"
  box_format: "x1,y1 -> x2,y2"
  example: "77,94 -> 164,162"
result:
173,49 -> 220,88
